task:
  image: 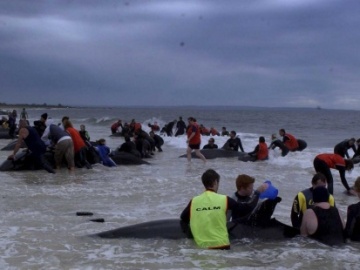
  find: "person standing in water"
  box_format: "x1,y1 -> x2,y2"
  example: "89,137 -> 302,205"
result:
186,117 -> 206,163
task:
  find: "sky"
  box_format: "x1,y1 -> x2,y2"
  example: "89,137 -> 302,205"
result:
1,0 -> 360,109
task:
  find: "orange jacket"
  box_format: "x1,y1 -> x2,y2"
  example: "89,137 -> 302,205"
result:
316,153 -> 345,169
187,123 -> 201,144
66,127 -> 86,153
284,133 -> 299,151
257,142 -> 269,160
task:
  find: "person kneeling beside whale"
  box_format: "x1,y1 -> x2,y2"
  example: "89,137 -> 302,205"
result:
228,174 -> 280,225
300,186 -> 345,246
180,169 -> 248,250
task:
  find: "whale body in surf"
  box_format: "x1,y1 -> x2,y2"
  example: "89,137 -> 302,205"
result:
0,148 -> 149,172
92,198 -> 299,241
93,218 -> 299,240
1,139 -> 26,151
109,150 -> 150,165
179,149 -> 251,160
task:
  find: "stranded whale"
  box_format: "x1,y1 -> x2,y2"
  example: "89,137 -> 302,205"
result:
179,149 -> 251,160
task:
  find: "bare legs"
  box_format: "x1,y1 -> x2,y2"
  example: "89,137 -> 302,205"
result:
187,146 -> 206,163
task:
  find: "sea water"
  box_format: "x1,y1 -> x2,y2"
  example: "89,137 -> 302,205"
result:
0,106 -> 359,270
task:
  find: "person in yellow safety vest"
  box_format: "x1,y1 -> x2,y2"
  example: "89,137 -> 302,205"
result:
180,169 -> 247,250
290,172 -> 335,228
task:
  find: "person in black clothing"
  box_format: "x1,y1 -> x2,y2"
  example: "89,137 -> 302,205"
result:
161,120 -> 176,136
221,127 -> 229,136
175,116 -> 186,137
202,138 -> 218,149
149,131 -> 164,152
353,138 -> 360,158
228,174 -> 269,222
300,186 -> 345,246
345,177 -> 360,241
268,133 -> 289,157
334,138 -> 356,159
7,111 -> 17,139
33,113 -> 48,137
290,173 -> 335,229
221,130 -> 244,152
118,136 -> 141,157
8,119 -> 54,173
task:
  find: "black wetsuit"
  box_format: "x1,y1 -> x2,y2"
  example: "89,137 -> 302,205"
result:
268,139 -> 289,157
23,126 -> 54,173
310,206 -> 345,246
175,120 -> 186,137
163,121 -> 175,136
229,191 -> 261,221
222,137 -> 244,152
334,140 -> 356,159
345,201 -> 360,241
118,141 -> 137,153
151,134 -> 164,152
203,144 -> 218,150
33,120 -> 47,137
230,191 -> 280,226
8,115 -> 16,139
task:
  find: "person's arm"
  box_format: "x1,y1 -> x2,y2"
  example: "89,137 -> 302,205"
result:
41,126 -> 51,143
290,195 -> 302,228
8,128 -> 28,159
345,205 -> 356,237
300,209 -> 316,236
336,165 -> 351,191
237,137 -> 245,152
337,208 -> 346,229
345,150 -> 350,159
248,145 -> 259,156
180,201 -> 191,223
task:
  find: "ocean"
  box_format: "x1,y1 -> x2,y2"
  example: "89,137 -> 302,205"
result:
0,106 -> 359,270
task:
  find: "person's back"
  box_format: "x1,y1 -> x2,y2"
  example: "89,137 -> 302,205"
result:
175,117 -> 186,136
24,126 -> 47,155
66,127 -> 86,153
20,108 -> 28,120
334,138 -> 356,158
311,206 -> 345,245
300,186 -> 345,246
190,191 -> 229,249
291,173 -> 335,228
96,139 -> 116,167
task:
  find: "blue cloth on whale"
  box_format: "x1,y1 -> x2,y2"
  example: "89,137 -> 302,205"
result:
96,145 -> 116,167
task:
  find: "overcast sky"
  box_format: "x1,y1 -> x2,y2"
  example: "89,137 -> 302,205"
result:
1,0 -> 360,109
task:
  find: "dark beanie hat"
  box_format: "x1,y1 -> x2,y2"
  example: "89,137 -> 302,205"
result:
41,113 -> 48,120
313,186 -> 329,203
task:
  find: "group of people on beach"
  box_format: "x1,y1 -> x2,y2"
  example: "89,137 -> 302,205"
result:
4,111 -> 360,249
181,167 -> 360,249
7,111 -> 125,171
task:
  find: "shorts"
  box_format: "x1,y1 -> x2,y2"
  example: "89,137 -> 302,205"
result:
189,143 -> 200,150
